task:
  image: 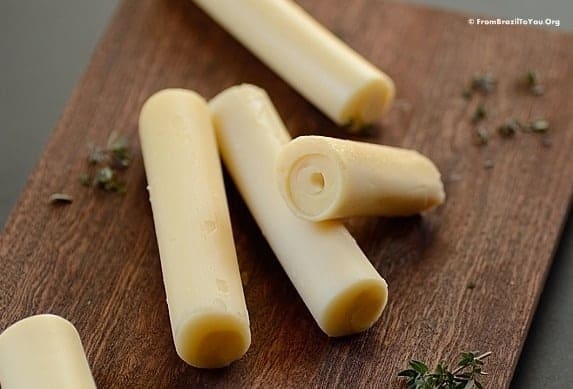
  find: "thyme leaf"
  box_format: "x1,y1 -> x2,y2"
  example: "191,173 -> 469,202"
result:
93,167 -> 127,194
473,127 -> 489,146
107,131 -> 132,168
522,70 -> 545,96
80,132 -> 132,194
529,119 -> 549,133
471,73 -> 496,95
471,104 -> 487,124
497,118 -> 521,138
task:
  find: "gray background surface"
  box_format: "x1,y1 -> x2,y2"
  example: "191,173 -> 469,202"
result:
0,0 -> 571,387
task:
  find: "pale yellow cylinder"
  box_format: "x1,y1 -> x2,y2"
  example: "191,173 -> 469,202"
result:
209,84 -> 388,337
192,0 -> 395,129
0,314 -> 96,389
277,135 -> 445,221
139,89 -> 250,368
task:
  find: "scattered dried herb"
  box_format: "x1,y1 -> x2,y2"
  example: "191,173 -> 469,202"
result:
473,127 -> 489,146
93,166 -> 114,186
92,167 -> 126,193
497,118 -> 521,137
462,71 -> 551,139
49,193 -> 73,204
107,131 -> 132,168
471,73 -> 496,95
524,71 -> 537,88
462,88 -> 473,100
529,118 -> 549,133
471,104 -> 487,123
80,132 -> 131,194
398,351 -> 492,389
522,70 -> 545,96
87,143 -> 106,165
87,132 -> 132,168
483,160 -> 495,170
462,73 -> 496,99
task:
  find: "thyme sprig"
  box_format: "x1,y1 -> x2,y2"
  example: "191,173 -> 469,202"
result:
398,351 -> 492,389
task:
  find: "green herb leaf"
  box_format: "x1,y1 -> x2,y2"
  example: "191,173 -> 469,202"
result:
522,71 -> 545,96
397,369 -> 419,378
458,352 -> 477,367
524,71 -> 537,88
410,360 -> 430,375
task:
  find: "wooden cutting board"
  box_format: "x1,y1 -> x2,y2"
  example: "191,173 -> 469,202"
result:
1,0 -> 572,387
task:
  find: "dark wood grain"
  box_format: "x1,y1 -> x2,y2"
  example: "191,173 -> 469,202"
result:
1,0 -> 573,387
